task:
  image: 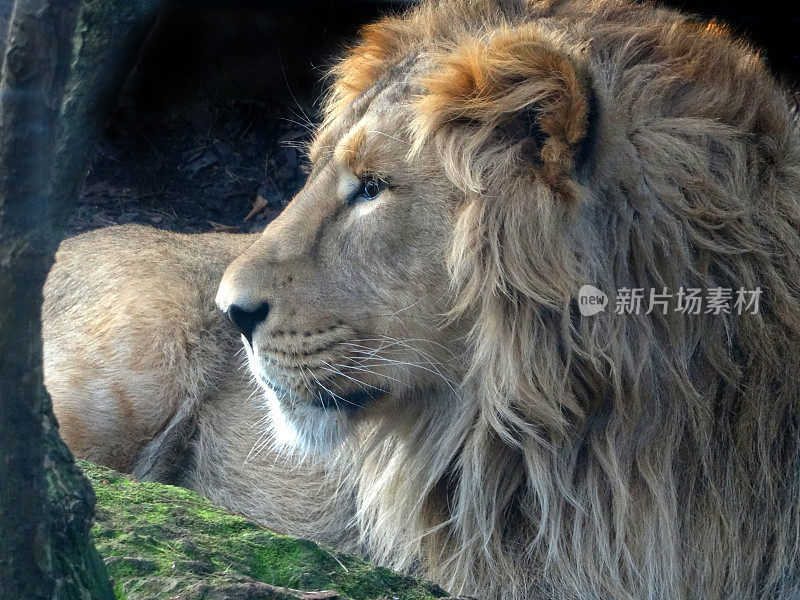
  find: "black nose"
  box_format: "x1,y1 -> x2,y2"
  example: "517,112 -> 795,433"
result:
226,302 -> 270,344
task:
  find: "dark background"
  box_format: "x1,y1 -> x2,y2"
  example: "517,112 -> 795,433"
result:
52,0 -> 799,234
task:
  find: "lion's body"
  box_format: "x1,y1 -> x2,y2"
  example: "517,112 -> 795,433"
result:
44,227 -> 359,548
44,1 -> 800,599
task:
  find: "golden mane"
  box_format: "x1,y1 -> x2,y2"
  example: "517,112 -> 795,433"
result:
323,17 -> 415,120
322,1 -> 800,599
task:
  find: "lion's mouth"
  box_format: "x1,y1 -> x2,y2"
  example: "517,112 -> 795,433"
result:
249,346 -> 388,413
256,371 -> 387,413
312,386 -> 388,411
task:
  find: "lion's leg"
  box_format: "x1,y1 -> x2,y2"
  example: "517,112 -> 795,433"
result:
43,226 -> 241,474
181,370 -> 360,551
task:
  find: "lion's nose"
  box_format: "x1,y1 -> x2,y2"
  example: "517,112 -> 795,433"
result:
225,301 -> 270,345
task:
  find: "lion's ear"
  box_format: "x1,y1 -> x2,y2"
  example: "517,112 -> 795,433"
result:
413,27 -> 594,202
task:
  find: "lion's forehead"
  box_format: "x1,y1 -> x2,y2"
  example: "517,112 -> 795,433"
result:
309,56 -> 427,169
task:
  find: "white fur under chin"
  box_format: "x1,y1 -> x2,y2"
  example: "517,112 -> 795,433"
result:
263,388 -> 301,449
264,391 -> 352,456
246,362 -> 350,457
243,339 -> 350,455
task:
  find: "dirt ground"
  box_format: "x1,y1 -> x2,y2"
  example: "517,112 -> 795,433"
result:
68,2 -> 394,236
66,2 -> 799,238
71,93 -> 304,235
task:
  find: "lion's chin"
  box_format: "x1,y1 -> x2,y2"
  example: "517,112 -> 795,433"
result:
261,386 -> 354,455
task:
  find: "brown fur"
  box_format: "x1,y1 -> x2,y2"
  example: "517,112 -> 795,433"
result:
45,1 -> 800,598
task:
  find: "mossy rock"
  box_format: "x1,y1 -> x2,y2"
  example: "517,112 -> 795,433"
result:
79,461 -> 464,600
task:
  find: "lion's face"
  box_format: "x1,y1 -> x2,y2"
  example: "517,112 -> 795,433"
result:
216,86 -> 464,451
217,19 -> 594,452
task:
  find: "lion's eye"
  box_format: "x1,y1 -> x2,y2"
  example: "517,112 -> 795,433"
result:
351,175 -> 387,203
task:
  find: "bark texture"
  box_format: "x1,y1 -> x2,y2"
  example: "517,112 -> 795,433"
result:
0,1 -> 161,598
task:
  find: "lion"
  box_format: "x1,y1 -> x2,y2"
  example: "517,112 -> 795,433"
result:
43,0 -> 800,598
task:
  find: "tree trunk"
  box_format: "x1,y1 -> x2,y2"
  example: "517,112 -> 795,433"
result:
54,0 -> 164,221
0,1 -> 161,598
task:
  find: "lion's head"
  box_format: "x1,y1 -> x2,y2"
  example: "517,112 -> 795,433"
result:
217,1 -> 800,598
216,5 -> 592,452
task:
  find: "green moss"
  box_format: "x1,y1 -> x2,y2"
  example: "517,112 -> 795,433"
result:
79,461 -> 454,600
